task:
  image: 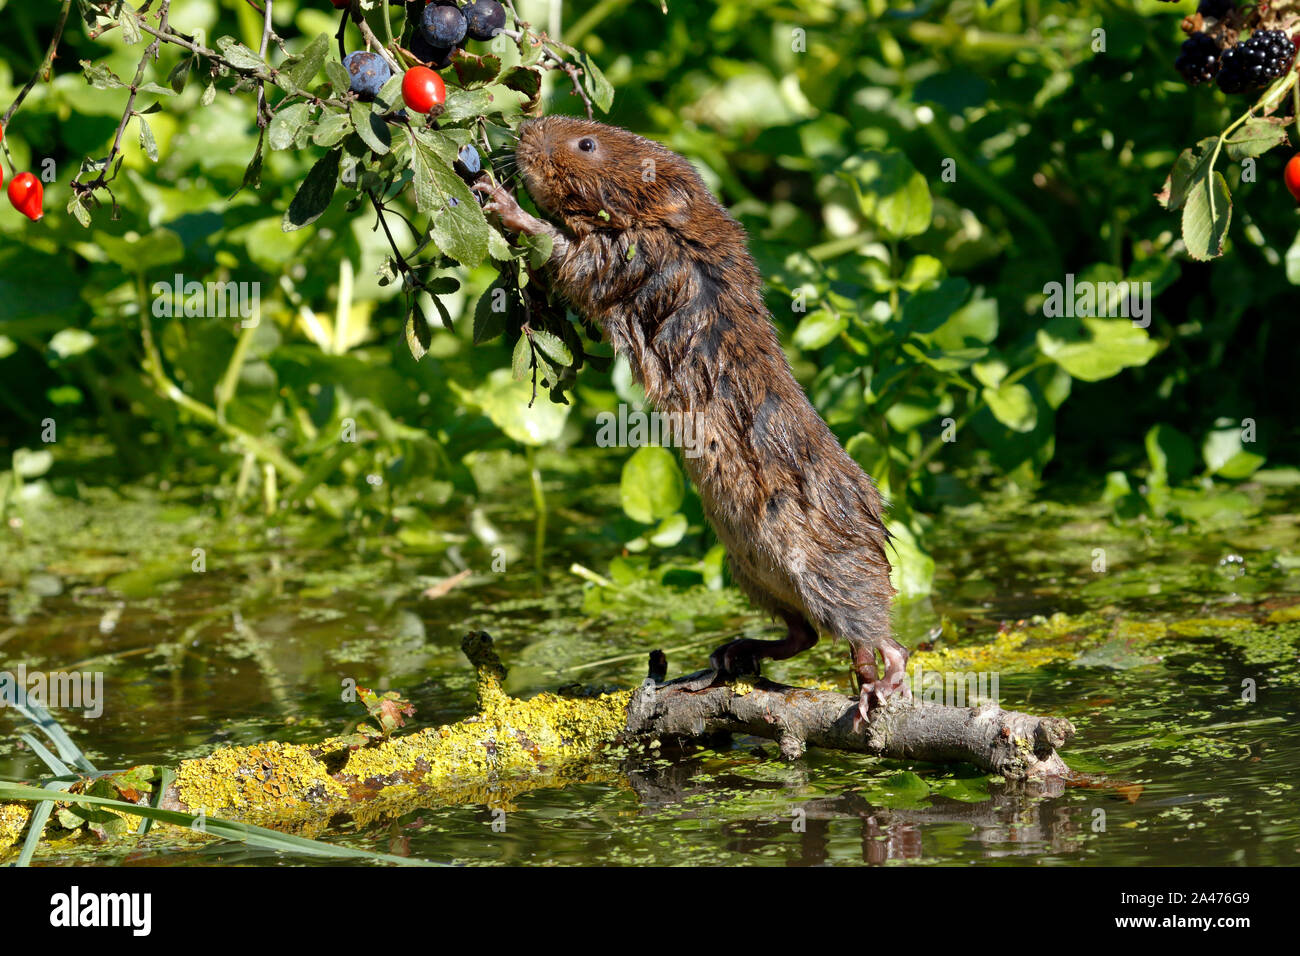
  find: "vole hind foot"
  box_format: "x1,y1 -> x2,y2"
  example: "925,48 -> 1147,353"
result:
852,637 -> 911,726
706,611 -> 819,681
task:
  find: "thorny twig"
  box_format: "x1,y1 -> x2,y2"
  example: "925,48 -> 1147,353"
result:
0,0 -> 73,176
256,0 -> 275,127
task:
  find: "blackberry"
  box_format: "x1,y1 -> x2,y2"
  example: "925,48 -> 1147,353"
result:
1196,0 -> 1233,20
1176,32 -> 1221,85
1216,29 -> 1296,94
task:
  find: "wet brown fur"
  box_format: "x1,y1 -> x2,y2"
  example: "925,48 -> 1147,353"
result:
495,117 -> 905,699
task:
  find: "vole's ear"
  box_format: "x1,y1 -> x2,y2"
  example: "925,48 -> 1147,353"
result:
657,185 -> 693,229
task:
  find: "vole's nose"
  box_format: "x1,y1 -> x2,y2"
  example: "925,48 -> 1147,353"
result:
517,118 -> 550,158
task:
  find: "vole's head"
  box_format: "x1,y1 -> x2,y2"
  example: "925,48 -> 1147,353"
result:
513,116 -> 703,232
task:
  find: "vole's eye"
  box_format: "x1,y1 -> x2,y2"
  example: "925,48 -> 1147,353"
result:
578,137 -> 597,153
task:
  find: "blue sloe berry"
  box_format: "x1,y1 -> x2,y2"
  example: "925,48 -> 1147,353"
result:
422,3 -> 467,48
343,51 -> 392,97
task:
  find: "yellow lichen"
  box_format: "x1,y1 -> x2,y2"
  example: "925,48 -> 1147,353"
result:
174,739 -> 349,821
1113,620 -> 1169,643
1267,606 -> 1300,624
1168,618 -> 1256,637
910,626 -> 1073,676
0,802 -> 31,850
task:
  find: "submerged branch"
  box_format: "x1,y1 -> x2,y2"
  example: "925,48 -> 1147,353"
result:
627,671 -> 1074,779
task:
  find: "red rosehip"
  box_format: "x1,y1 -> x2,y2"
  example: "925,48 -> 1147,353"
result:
1286,153 -> 1300,203
330,0 -> 350,8
401,66 -> 446,113
8,172 -> 43,221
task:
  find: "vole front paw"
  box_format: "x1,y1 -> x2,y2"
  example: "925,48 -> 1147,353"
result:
472,179 -> 543,236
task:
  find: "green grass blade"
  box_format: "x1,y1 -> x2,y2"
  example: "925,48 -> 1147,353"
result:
137,767 -> 174,837
14,780 -> 72,868
0,782 -> 440,866
19,732 -> 72,777
6,692 -> 97,773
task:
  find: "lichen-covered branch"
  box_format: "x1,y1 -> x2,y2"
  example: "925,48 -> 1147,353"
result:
0,630 -> 1075,859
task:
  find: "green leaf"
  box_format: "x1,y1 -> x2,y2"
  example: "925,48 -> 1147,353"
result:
1182,169 -> 1232,262
519,231 -> 553,269
407,129 -> 490,266
580,53 -> 615,112
886,518 -> 934,600
1223,118 -> 1288,161
899,254 -> 944,290
282,148 -> 341,231
845,431 -> 888,477
982,382 -> 1037,433
167,56 -> 194,94
14,448 -> 54,478
1037,316 -> 1159,382
972,359 -> 1008,388
118,8 -> 141,44
288,33 -> 331,90
405,303 -> 433,361
241,130 -> 265,190
350,100 -> 391,154
901,278 -> 968,334
80,60 -> 125,89
475,368 -> 570,445
841,150 -> 932,239
372,72 -> 405,116
648,513 -> 688,548
793,309 -> 846,349
620,446 -> 685,524
325,58 -> 351,94
531,329 -> 573,367
1157,137 -> 1215,211
511,333 -> 532,380
136,82 -> 177,97
216,35 -> 267,72
474,276 -> 511,343
66,194 -> 91,228
1286,229 -> 1300,284
48,328 -> 97,360
269,103 -> 314,151
1145,424 -> 1194,485
95,228 -> 185,272
1202,419 -> 1265,479
440,84 -> 529,123
137,116 -> 158,161
312,109 -> 352,147
930,296 -> 997,350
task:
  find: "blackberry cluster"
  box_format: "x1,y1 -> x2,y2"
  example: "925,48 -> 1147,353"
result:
1216,29 -> 1296,94
1176,32 -> 1221,85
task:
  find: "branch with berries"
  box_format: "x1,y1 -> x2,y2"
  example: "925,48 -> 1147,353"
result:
1162,0 -> 1300,258
0,0 -> 622,415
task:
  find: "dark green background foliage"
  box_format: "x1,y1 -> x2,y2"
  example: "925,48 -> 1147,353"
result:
1,0 -> 1297,597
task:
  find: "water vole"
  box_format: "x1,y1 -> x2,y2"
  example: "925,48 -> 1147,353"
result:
475,116 -> 909,718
